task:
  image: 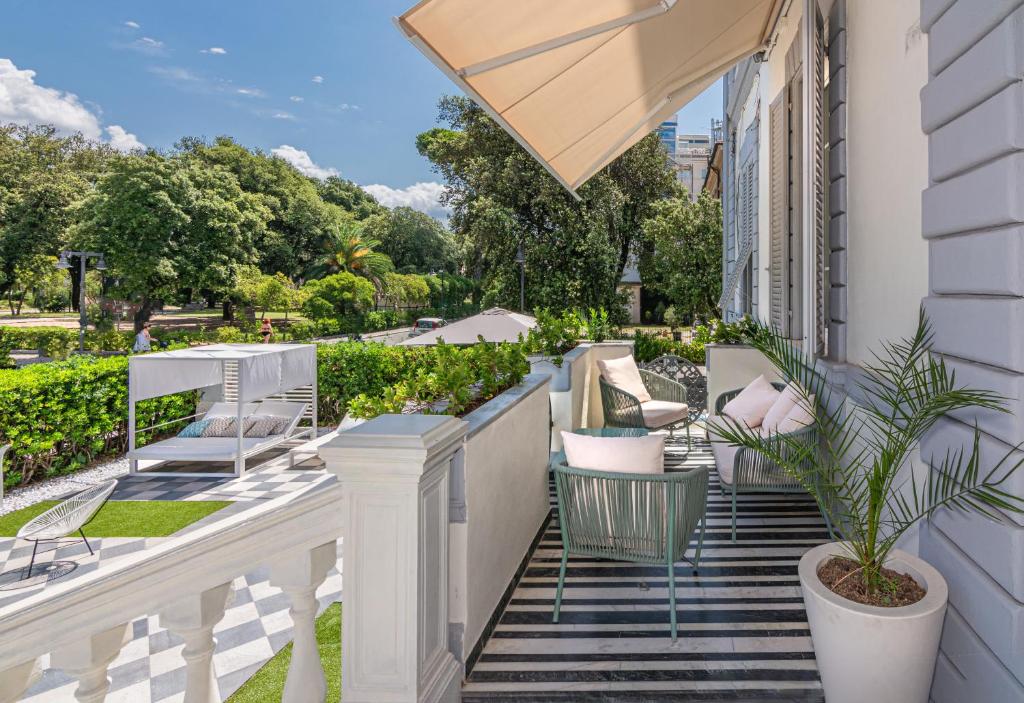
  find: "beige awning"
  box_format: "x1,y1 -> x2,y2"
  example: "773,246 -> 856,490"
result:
396,0 -> 782,196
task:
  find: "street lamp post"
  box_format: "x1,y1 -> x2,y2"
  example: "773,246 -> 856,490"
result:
515,245 -> 525,313
56,251 -> 107,352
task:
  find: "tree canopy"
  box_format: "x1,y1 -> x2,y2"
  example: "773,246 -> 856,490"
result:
416,96 -> 677,316
362,206 -> 458,274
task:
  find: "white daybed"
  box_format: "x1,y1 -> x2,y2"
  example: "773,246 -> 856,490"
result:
128,344 -> 318,476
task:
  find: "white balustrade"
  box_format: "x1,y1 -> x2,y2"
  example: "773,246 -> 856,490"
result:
0,480 -> 343,703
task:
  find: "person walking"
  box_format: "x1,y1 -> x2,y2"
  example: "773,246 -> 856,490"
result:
133,322 -> 154,353
260,318 -> 273,344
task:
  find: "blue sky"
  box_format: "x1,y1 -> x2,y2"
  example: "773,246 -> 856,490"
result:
0,0 -> 721,216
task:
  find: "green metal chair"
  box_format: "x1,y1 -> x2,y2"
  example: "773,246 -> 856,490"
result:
552,428 -> 709,641
599,369 -> 693,447
713,384 -> 835,542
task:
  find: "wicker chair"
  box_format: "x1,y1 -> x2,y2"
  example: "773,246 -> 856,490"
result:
17,479 -> 117,576
599,369 -> 693,447
552,428 -> 709,641
639,355 -> 707,426
712,385 -> 834,542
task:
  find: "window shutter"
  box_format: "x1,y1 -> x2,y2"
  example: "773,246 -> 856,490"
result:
768,91 -> 789,336
788,74 -> 804,341
811,6 -> 827,356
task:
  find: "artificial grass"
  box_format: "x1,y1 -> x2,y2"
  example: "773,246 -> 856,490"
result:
0,500 -> 231,538
227,602 -> 341,703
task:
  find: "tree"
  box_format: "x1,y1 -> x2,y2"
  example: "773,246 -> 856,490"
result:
379,272 -> 431,309
318,176 -> 385,220
640,189 -> 723,321
6,254 -> 62,315
315,221 -> 394,283
233,265 -> 298,319
416,96 -> 676,317
300,271 -> 375,319
74,152 -> 270,329
361,206 -> 457,273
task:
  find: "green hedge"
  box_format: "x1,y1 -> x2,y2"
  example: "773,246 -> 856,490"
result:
0,356 -> 194,488
630,325 -> 712,365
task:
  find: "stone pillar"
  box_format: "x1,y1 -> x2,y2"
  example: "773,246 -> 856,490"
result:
51,623 -> 130,703
269,542 -> 336,703
320,414 -> 467,703
159,583 -> 233,703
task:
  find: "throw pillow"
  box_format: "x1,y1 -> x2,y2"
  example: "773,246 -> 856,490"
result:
777,395 -> 816,434
761,382 -> 804,432
560,431 -> 664,474
202,416 -> 239,438
269,415 -> 293,435
721,374 -> 781,428
244,415 -> 280,438
178,419 -> 212,438
597,355 -> 652,403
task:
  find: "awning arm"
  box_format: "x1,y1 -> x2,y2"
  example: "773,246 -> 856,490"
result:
456,0 -> 678,78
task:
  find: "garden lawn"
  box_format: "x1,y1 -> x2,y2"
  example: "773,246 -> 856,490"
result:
0,500 -> 230,538
227,602 -> 341,703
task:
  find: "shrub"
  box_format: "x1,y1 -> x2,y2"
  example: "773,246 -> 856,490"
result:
525,309 -> 584,357
630,325 -> 710,365
0,355 -> 194,488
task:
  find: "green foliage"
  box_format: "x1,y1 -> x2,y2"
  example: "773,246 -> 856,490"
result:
525,309 -> 584,357
711,311 -> 1024,595
582,308 -> 611,343
417,96 -> 676,316
639,190 -> 723,320
316,343 -> 434,422
300,271 -> 376,319
629,327 -> 710,365
362,206 -> 458,273
233,266 -> 300,318
0,500 -> 229,537
663,305 -> 680,330
0,355 -> 195,487
318,175 -> 385,220
345,340 -> 529,420
313,220 -> 394,282
710,316 -> 767,345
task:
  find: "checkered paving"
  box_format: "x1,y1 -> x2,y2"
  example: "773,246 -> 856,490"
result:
0,456 -> 339,702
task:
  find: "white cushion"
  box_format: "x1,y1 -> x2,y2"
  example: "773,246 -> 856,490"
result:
777,395 -> 816,433
761,383 -> 803,432
711,440 -> 739,485
597,356 -> 652,403
561,431 -> 664,474
640,400 -> 688,428
721,375 -> 780,428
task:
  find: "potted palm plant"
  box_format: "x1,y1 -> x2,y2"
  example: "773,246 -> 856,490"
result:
711,311 -> 1024,703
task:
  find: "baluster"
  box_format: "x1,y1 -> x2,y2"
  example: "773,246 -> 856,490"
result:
51,623 -> 130,703
159,582 -> 233,703
269,541 -> 336,703
0,657 -> 41,703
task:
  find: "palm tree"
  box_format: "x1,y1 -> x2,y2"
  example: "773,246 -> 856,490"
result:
310,220 -> 394,283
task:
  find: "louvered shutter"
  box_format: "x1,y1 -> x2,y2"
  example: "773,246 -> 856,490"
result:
768,91 -> 789,336
810,5 -> 827,356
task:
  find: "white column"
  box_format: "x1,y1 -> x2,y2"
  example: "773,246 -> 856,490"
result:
51,623 -> 130,703
320,414 -> 467,703
0,658 -> 41,703
269,541 -> 336,703
159,582 -> 233,703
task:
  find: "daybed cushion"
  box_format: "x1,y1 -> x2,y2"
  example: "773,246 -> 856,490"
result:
721,375 -> 780,428
204,402 -> 259,418
640,400 -> 688,428
561,431 -> 664,474
130,436 -> 286,462
597,356 -> 652,403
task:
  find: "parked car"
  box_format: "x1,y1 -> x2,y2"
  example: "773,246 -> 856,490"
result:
408,317 -> 447,337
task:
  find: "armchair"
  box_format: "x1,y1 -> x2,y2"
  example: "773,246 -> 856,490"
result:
600,368 -> 693,447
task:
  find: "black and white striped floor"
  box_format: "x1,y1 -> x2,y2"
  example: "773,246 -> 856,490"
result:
463,431 -> 827,702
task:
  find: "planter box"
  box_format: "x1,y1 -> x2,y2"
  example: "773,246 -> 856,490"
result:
705,343 -> 782,414
448,373 -> 551,671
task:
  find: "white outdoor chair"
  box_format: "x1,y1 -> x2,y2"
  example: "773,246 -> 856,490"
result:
17,479 -> 117,576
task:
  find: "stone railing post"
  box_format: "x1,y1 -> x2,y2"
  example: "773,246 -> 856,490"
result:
320,414 -> 467,703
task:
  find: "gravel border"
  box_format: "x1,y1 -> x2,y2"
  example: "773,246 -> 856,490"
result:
1,456 -> 130,516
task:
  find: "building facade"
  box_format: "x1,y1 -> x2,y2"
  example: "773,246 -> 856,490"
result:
720,0 -> 1024,700
674,133 -> 712,201
657,119 -> 677,158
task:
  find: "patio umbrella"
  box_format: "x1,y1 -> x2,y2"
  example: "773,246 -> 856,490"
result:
400,307 -> 536,345
396,0 -> 783,196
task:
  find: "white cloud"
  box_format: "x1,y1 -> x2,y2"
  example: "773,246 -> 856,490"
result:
130,37 -> 165,54
289,96 -> 304,102
363,182 -> 450,220
105,125 -> 145,151
201,47 -> 227,55
338,102 -> 360,111
124,20 -> 140,29
311,75 -> 324,84
272,145 -> 339,180
271,112 -> 296,121
0,58 -> 144,150
236,87 -> 266,98
0,58 -> 103,139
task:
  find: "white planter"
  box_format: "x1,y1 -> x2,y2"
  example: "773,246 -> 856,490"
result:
799,542 -> 948,703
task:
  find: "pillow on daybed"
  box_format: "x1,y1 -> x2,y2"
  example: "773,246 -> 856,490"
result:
721,375 -> 780,428
597,356 -> 652,403
244,414 -> 291,438
202,416 -> 240,437
178,419 -> 212,438
561,431 -> 664,474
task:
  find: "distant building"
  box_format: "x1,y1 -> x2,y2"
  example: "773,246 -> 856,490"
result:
618,260 -> 642,324
703,141 -> 723,199
674,133 -> 712,202
656,120 -> 677,158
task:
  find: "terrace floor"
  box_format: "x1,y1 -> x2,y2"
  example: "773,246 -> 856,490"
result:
463,432 -> 828,702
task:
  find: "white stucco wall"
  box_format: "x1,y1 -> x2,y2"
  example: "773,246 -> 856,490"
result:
844,0 -> 929,364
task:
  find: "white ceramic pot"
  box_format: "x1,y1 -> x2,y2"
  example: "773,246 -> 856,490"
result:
799,542 -> 948,703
